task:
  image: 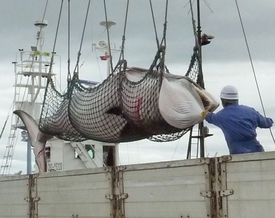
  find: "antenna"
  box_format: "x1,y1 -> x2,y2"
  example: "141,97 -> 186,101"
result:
94,21 -> 119,76
99,21 -> 116,29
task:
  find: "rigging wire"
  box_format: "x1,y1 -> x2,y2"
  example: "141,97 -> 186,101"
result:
35,0 -> 49,50
79,49 -> 93,69
148,1 -> 169,49
153,0 -> 169,50
49,0 -> 64,76
195,0 -> 204,89
102,0 -> 114,74
117,0 -> 130,65
0,103 -> 13,140
67,0 -> 71,80
148,0 -> 169,73
149,0 -> 160,49
73,0 -> 91,77
234,0 -> 275,144
202,0 -> 213,13
162,0 -> 168,49
93,49 -> 104,82
189,0 -> 200,50
0,117 -> 8,141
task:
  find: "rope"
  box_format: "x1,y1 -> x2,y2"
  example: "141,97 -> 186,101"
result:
48,0 -> 64,76
157,0 -> 169,51
67,0 -> 71,80
162,0 -> 168,49
234,0 -> 275,144
189,0 -> 200,50
159,0 -> 169,71
103,0 -> 114,74
0,102 -> 13,140
73,0 -> 91,78
148,0 -> 169,73
149,0 -> 160,49
116,0 -> 130,67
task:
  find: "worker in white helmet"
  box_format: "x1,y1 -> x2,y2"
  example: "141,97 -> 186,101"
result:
202,85 -> 273,154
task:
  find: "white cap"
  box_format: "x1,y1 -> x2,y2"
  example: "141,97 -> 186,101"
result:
220,85 -> 238,100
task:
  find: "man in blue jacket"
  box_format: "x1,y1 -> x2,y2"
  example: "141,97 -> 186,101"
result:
202,85 -> 273,154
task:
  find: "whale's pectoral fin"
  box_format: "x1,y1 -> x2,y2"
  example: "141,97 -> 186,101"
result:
193,85 -> 219,112
13,110 -> 53,173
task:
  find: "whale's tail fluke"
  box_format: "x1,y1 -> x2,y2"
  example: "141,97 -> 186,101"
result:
13,110 -> 52,172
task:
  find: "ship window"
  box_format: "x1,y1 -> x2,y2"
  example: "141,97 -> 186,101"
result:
45,147 -> 51,160
85,144 -> 95,159
74,151 -> 79,159
74,144 -> 95,159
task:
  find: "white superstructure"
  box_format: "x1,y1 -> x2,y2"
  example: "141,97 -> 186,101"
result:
0,20 -> 118,175
0,20 -> 51,175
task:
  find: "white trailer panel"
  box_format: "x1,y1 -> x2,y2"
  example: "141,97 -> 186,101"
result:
220,151 -> 275,218
120,159 -> 211,218
35,168 -> 112,218
0,175 -> 29,217
2,152 -> 275,217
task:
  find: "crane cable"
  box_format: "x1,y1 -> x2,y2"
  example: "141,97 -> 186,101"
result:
189,0 -> 200,50
149,0 -> 160,50
67,0 -> 71,81
116,0 -> 130,67
234,0 -> 275,143
73,0 -> 91,78
148,0 -> 169,73
48,0 -> 64,78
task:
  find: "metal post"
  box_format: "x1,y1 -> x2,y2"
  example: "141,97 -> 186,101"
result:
27,138 -> 32,174
197,0 -> 206,158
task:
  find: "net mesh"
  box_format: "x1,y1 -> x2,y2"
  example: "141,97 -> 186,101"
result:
39,49 -> 201,143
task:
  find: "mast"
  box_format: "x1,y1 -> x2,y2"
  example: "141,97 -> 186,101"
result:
196,0 -> 206,158
92,21 -> 118,77
196,0 -> 204,89
92,21 -> 120,167
186,0 -> 213,159
0,20 -> 52,175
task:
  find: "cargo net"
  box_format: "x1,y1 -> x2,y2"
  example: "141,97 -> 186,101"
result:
150,50 -> 201,142
39,50 -> 201,143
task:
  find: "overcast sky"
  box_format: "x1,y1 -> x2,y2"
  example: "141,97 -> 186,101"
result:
0,0 -> 275,174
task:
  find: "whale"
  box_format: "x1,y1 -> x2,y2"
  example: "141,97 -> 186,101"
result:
14,67 -> 219,172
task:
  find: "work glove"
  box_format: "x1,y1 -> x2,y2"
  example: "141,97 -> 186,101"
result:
201,110 -> 209,119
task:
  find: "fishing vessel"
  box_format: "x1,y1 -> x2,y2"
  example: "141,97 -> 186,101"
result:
0,18 -> 120,175
1,0 -> 219,175
0,0 -> 275,217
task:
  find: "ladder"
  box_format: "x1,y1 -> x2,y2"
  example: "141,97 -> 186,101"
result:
186,122 -> 213,159
0,127 -> 17,175
70,142 -> 99,168
0,64 -> 23,175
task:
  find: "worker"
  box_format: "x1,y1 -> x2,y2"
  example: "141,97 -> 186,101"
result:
202,85 -> 273,154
